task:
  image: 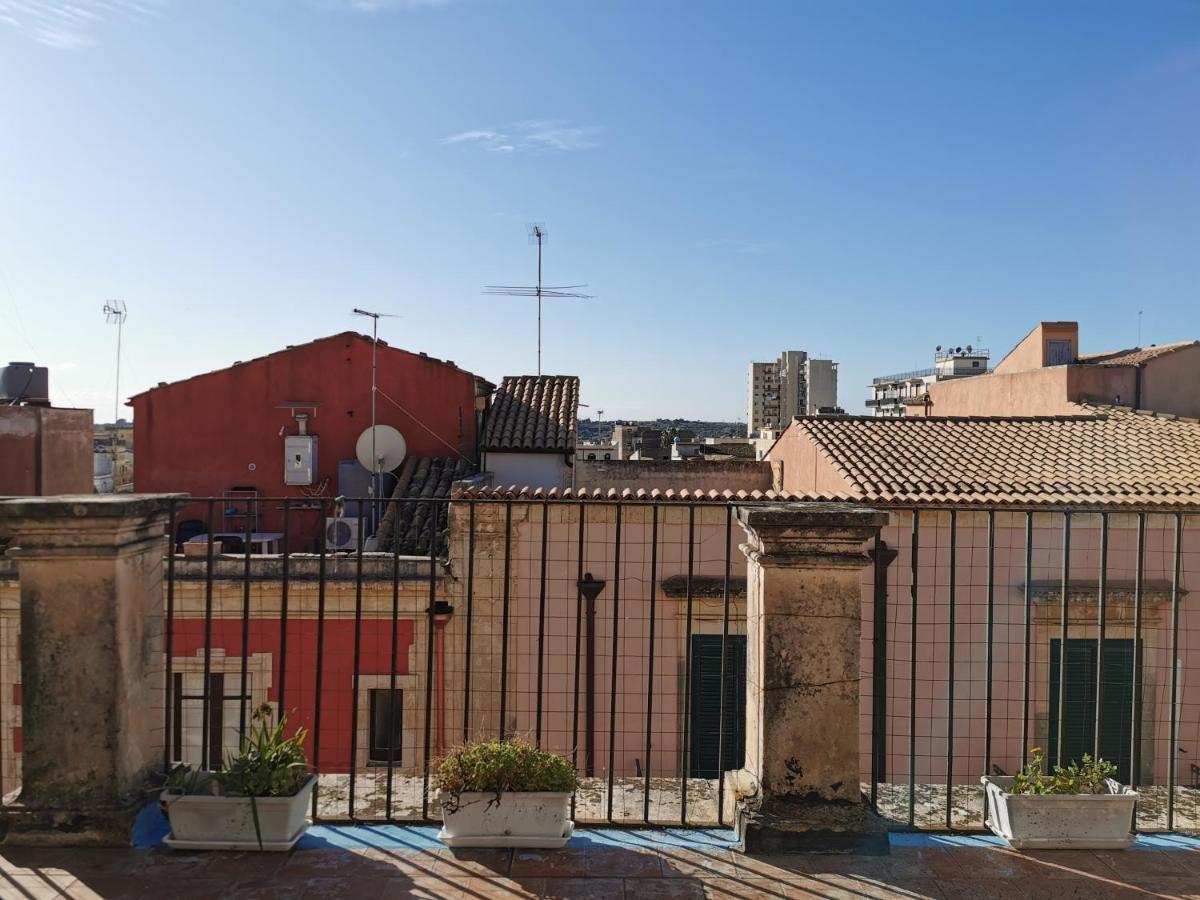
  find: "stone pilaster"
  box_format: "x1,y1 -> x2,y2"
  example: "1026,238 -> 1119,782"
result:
0,494 -> 182,845
735,503 -> 887,853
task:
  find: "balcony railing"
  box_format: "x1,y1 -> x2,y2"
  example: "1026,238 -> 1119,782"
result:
1,496 -> 1196,834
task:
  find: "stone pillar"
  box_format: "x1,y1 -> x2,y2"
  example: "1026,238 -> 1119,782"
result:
735,503 -> 887,853
0,494 -> 181,845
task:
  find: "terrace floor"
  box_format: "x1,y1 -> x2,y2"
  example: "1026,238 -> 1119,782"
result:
2,827 -> 1200,899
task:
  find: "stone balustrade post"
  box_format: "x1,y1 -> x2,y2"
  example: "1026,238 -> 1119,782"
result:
0,494 -> 181,845
735,503 -> 888,853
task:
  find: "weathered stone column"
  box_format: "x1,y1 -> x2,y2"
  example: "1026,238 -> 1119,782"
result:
735,503 -> 887,853
0,494 -> 181,845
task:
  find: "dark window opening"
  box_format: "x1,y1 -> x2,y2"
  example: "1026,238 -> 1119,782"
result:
369,688 -> 403,764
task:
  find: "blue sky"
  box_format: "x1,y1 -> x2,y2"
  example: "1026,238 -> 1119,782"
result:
2,0 -> 1197,421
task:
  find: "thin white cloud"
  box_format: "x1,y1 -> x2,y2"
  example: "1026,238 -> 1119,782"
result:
441,120 -> 601,154
0,0 -> 163,49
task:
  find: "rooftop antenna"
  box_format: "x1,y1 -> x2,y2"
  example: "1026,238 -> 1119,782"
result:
484,223 -> 593,375
102,300 -> 127,425
1138,310 -> 1144,347
351,307 -> 401,511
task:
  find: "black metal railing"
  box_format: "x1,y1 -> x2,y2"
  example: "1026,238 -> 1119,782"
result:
866,507 -> 1198,833
160,495 -> 746,826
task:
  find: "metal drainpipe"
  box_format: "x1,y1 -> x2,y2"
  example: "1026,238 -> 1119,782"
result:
434,608 -> 452,756
577,573 -> 606,778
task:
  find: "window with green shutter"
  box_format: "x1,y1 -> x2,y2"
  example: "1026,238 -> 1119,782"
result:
689,635 -> 746,778
1048,638 -> 1139,783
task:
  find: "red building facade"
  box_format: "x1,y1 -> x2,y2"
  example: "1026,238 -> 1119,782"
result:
130,333 -> 488,546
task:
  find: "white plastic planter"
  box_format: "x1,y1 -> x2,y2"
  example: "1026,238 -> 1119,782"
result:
982,775 -> 1137,850
438,791 -> 573,848
161,775 -> 316,851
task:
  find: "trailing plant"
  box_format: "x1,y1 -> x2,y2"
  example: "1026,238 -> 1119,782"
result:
1011,748 -> 1118,795
436,740 -> 576,813
214,704 -> 311,848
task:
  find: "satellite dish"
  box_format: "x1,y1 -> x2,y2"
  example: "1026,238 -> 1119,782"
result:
935,345 -> 942,352
356,425 -> 407,472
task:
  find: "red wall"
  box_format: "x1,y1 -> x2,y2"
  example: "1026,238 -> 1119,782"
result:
171,618 -> 415,773
131,333 -> 480,544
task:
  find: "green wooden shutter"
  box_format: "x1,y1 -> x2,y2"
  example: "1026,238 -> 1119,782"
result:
1049,639 -> 1136,782
689,635 -> 747,778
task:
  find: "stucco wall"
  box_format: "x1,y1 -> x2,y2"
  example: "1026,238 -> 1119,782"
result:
993,322 -> 1078,375
574,459 -> 772,494
1138,344 -> 1200,418
0,406 -> 93,496
486,452 -> 568,492
764,426 -> 857,496
130,334 -> 480,540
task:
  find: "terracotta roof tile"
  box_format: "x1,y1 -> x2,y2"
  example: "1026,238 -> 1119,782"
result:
786,405 -> 1200,507
450,485 -> 853,503
375,456 -> 475,554
481,375 -> 580,453
1076,341 -> 1198,367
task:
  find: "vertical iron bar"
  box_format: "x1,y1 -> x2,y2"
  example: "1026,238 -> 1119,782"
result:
571,501 -> 586,822
681,504 -> 696,825
200,499 -> 216,771
311,499 -> 328,819
385,499 -> 402,820
1021,512 -> 1033,767
908,509 -> 919,828
239,499 -> 252,739
643,503 -> 659,825
716,504 -> 733,827
163,501 -> 177,770
870,533 -> 888,812
1094,513 -> 1108,760
499,501 -> 512,740
983,509 -> 995,826
1167,513 -> 1182,830
1131,513 -> 1145,794
462,501 -> 476,743
535,500 -> 549,747
278,499 -> 291,716
606,502 -> 623,822
422,501 -> 438,820
1056,512 -> 1071,768
946,509 -> 957,831
347,505 -> 366,819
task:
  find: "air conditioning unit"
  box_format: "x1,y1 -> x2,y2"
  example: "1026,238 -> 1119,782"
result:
325,516 -> 361,552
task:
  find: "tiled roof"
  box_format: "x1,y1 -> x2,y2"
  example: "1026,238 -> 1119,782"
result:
481,375 -> 580,453
451,485 -> 848,503
376,456 -> 475,555
1077,341 -> 1198,367
789,405 -> 1200,507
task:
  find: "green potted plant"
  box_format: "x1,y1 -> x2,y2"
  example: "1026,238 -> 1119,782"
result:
436,739 -> 576,848
982,749 -> 1138,850
161,704 -> 316,851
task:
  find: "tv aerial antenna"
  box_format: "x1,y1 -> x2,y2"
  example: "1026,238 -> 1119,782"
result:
484,223 -> 594,375
102,300 -> 127,425
351,307 -> 402,507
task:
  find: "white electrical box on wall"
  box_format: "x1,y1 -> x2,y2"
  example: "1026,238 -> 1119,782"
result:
284,435 -> 317,485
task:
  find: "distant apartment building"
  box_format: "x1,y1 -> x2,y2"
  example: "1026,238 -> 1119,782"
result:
746,350 -> 838,436
867,345 -> 990,417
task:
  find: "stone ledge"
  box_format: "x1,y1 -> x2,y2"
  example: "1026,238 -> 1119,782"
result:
737,797 -> 889,855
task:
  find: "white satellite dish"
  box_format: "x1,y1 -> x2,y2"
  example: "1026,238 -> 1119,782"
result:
356,425 -> 407,473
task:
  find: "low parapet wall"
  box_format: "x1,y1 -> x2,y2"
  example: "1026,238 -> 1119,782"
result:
574,458 -> 772,493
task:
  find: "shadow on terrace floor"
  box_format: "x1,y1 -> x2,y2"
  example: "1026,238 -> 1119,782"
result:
1,830 -> 1200,898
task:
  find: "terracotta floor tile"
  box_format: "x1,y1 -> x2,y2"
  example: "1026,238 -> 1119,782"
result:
1015,850 -> 1125,879
936,876 -> 1141,900
586,849 -> 664,878
537,876 -> 626,899
657,850 -> 742,879
510,849 -> 589,877
284,847 -> 398,877
456,876 -> 550,899
0,872 -> 81,899
788,873 -> 946,899
297,874 -> 392,899
434,848 -> 514,877
1092,850 -> 1192,878
736,852 -> 889,879
1130,877 -> 1200,899
380,874 -> 470,899
623,877 -> 708,899
697,877 -> 797,899
358,847 -> 444,877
